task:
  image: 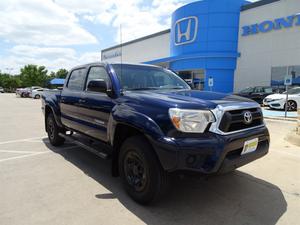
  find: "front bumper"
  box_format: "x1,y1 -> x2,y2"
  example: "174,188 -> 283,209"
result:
151,126 -> 269,174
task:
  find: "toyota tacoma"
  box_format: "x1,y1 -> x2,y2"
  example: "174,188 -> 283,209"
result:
42,63 -> 269,204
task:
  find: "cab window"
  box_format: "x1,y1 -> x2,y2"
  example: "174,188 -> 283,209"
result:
67,68 -> 86,91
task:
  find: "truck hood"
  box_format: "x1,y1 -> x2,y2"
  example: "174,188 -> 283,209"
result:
121,90 -> 255,110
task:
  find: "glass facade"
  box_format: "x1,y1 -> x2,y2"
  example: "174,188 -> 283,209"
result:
271,65 -> 300,86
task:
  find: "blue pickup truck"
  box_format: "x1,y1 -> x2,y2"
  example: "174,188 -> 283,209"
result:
42,62 -> 269,204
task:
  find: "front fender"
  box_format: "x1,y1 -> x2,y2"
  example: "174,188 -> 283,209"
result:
108,107 -> 179,171
109,107 -> 165,142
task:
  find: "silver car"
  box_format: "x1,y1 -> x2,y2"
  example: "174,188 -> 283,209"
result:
0,87 -> 4,93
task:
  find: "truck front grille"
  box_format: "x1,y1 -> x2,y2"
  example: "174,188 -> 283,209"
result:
218,108 -> 263,133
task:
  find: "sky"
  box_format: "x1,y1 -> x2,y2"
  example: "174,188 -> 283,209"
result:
0,0 -> 256,74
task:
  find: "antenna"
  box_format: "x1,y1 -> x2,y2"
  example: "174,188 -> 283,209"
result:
120,24 -> 123,93
120,24 -> 123,65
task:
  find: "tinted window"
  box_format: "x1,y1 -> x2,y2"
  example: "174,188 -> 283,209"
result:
112,64 -> 190,90
86,67 -> 110,89
67,69 -> 86,91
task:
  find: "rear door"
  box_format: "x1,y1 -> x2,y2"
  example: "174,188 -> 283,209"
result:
60,67 -> 87,133
78,66 -> 114,141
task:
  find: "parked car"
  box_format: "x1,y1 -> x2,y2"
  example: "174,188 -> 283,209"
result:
0,87 -> 4,93
42,63 -> 269,204
235,86 -> 282,104
30,88 -> 44,99
16,86 -> 43,98
16,87 -> 30,97
263,87 -> 300,111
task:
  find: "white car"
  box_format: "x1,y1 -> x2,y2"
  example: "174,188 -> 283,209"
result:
30,88 -> 44,99
0,87 -> 4,93
263,87 -> 300,111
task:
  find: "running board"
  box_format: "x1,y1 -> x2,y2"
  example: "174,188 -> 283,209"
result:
59,133 -> 110,160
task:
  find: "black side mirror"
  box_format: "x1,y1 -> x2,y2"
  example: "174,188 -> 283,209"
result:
87,79 -> 107,93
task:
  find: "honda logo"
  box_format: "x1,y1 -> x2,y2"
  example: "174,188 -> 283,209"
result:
174,16 -> 198,45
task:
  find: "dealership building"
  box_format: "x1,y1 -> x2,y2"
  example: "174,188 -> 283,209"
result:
101,0 -> 300,93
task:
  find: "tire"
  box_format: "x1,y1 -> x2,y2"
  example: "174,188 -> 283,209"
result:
35,94 -> 40,99
285,100 -> 297,111
46,113 -> 65,146
21,93 -> 25,98
119,135 -> 168,205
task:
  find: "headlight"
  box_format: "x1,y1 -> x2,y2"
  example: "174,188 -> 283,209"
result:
169,108 -> 215,133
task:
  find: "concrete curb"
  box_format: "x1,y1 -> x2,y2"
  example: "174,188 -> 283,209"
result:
264,116 -> 297,122
285,132 -> 300,147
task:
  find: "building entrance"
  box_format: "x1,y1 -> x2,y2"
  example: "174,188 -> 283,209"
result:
177,70 -> 205,90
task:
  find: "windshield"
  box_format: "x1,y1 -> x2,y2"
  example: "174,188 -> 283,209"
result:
111,64 -> 190,91
284,88 -> 300,95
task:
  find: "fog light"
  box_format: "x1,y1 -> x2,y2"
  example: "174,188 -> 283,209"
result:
186,155 -> 196,165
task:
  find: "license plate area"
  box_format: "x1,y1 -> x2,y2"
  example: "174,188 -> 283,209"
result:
241,138 -> 259,155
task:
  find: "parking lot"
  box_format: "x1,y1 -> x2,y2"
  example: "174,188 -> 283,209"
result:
0,93 -> 299,225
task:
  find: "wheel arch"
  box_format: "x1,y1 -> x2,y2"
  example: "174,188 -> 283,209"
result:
44,105 -> 63,132
111,123 -> 162,177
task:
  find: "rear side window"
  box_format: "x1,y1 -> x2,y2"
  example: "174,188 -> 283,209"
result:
67,68 -> 86,91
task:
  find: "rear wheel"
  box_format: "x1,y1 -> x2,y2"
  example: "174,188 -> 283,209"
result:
46,113 -> 65,146
35,94 -> 40,99
285,100 -> 297,111
119,136 -> 168,205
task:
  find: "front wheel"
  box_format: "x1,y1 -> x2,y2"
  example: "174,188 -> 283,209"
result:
35,94 -> 40,99
119,136 -> 168,205
46,114 -> 65,146
285,100 -> 297,111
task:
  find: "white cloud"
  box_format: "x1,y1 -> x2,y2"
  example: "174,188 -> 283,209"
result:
0,0 -> 188,73
0,0 -> 98,46
10,45 -> 77,60
56,0 -> 187,42
0,45 -> 100,73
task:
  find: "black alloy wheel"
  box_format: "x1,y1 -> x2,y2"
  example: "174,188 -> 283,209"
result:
286,100 -> 297,111
119,136 -> 169,205
46,113 -> 65,146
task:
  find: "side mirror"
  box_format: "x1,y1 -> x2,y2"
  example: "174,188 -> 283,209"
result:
87,79 -> 107,93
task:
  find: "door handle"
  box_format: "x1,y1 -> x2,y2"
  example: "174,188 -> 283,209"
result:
61,97 -> 66,103
78,99 -> 86,103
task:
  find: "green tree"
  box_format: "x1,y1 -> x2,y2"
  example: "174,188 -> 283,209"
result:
0,73 -> 22,91
20,65 -> 48,87
55,68 -> 68,79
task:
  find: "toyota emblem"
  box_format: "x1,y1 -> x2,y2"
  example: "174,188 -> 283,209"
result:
243,111 -> 253,124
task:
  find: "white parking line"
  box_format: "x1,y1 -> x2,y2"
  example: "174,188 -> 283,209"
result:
0,152 -> 50,162
0,150 -> 48,154
0,136 -> 47,145
0,145 -> 79,163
